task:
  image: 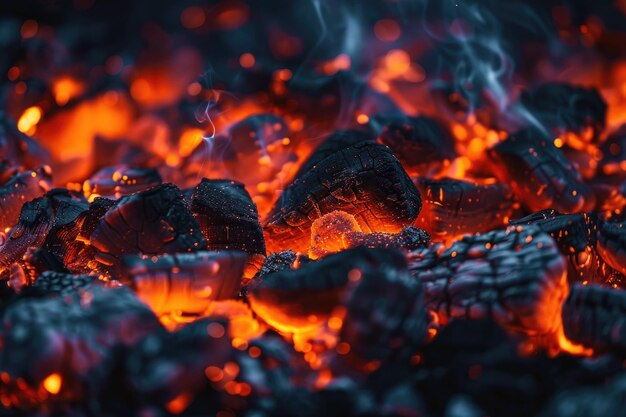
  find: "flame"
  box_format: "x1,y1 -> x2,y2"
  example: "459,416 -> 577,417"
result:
53,77 -> 85,106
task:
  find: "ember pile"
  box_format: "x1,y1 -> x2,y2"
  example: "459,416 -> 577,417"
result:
2,0 -> 626,416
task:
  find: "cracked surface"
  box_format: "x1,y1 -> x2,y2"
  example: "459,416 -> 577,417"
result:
0,166 -> 52,232
408,225 -> 568,336
265,135 -> 421,253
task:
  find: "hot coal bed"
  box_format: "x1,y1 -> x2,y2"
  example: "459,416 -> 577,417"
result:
1,0 -> 626,416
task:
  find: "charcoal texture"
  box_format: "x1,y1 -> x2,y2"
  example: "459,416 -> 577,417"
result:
409,225 -> 568,336
31,271 -> 98,296
374,114 -> 457,173
416,178 -> 516,242
190,178 -> 265,255
89,183 -> 206,273
0,113 -> 50,169
519,83 -> 607,139
563,284 -> 626,353
488,128 -> 594,213
248,247 -> 407,332
265,133 -> 421,253
596,220 -> 626,276
0,286 -> 160,411
120,251 -> 247,316
84,166 -> 162,199
343,226 -> 431,252
509,210 -> 625,285
0,166 -> 52,231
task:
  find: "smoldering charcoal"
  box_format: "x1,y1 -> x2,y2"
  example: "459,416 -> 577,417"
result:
1,1 -> 626,416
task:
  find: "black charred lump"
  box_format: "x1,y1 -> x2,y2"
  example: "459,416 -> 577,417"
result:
89,183 -> 206,273
31,271 -> 98,296
519,83 -> 607,139
373,114 -> 457,173
265,131 -> 421,253
190,178 -> 265,256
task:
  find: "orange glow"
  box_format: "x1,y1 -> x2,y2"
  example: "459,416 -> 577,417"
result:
374,19 -> 401,42
178,128 -> 204,157
319,54 -> 351,75
20,20 -> 38,39
216,2 -> 249,30
42,373 -> 62,395
239,53 -> 255,68
17,106 -> 42,135
181,6 -> 206,29
356,114 -> 370,124
53,77 -> 85,106
166,392 -> 193,414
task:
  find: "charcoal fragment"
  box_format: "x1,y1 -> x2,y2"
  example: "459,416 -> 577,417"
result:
31,271 -> 99,296
488,128 -> 594,213
519,83 -> 607,140
416,178 -> 517,242
0,113 -> 50,169
409,225 -> 568,336
190,178 -> 265,256
256,250 -> 312,278
0,166 -> 52,231
596,220 -> 626,276
373,114 -> 457,174
248,247 -> 407,332
89,183 -> 206,273
83,166 -> 161,199
561,284 -> 626,353
120,251 -> 246,317
265,132 -> 421,253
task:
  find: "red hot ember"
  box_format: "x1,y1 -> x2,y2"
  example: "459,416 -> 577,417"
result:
1,1 -> 626,416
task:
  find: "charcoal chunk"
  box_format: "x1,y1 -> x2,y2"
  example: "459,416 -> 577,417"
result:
265,134 -> 421,253
248,247 -> 407,332
83,166 -> 162,199
190,178 -> 265,256
0,113 -> 50,169
416,178 -> 516,242
31,271 -> 99,296
89,183 -> 206,273
519,83 -> 607,140
120,251 -> 247,317
562,284 -> 626,353
343,226 -> 431,252
596,220 -> 626,276
255,250 -> 312,278
409,225 -> 568,336
0,166 -> 52,231
0,286 -> 160,411
488,128 -> 594,213
373,114 -> 457,174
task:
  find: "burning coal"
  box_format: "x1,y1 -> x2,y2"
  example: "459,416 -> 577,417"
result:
1,0 -> 626,416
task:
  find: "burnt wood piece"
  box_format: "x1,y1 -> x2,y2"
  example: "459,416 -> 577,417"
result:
0,286 -> 161,410
519,83 -> 607,140
510,210 -> 624,285
416,178 -> 516,242
408,225 -> 568,336
0,166 -> 52,231
84,166 -> 162,199
0,112 -> 50,169
0,188 -> 86,270
332,264 -> 427,374
248,247 -> 407,332
265,134 -> 421,253
596,220 -> 626,276
373,114 -> 457,173
120,251 -> 247,316
190,178 -> 265,255
343,226 -> 431,252
562,283 -> 626,353
31,271 -> 99,296
488,128 -> 595,213
89,183 -> 206,274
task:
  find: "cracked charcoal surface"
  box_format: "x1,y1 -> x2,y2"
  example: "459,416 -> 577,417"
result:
89,183 -> 206,274
0,285 -> 161,412
416,178 -> 516,242
256,250 -> 312,278
519,83 -> 607,140
84,166 -> 162,199
332,264 -> 427,375
373,114 -> 457,173
343,225 -> 431,252
248,247 -> 407,332
0,166 -> 52,232
596,220 -> 626,276
265,135 -> 421,253
488,128 -> 595,213
408,225 -> 568,336
190,178 -> 265,255
120,251 -> 247,316
509,210 -> 624,285
563,284 -> 626,353
30,271 -> 99,296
